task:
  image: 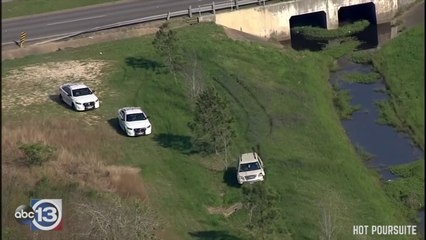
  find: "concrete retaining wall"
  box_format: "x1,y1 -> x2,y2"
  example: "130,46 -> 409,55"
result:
212,0 -> 399,40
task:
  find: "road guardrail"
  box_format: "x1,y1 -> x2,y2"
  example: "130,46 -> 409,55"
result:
33,0 -> 269,45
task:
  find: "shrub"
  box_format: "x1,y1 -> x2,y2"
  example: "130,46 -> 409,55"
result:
18,142 -> 55,166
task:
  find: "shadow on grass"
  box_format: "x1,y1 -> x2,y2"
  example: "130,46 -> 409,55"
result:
107,118 -> 127,136
48,94 -> 72,110
189,231 -> 242,240
125,56 -> 163,71
153,133 -> 195,154
223,167 -> 240,188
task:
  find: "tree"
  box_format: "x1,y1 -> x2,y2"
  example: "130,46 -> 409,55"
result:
318,190 -> 342,240
189,87 -> 235,160
243,183 -> 280,240
320,205 -> 337,240
180,50 -> 204,100
75,196 -> 159,240
152,22 -> 181,82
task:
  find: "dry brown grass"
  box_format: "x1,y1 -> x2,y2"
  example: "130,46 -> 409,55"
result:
207,202 -> 243,218
1,60 -> 111,111
2,117 -> 146,200
2,117 -> 151,239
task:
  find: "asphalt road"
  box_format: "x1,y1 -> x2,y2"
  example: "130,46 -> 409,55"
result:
1,0 -> 214,45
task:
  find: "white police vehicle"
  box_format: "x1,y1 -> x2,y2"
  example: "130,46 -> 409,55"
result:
59,83 -> 99,111
117,107 -> 152,136
237,152 -> 265,184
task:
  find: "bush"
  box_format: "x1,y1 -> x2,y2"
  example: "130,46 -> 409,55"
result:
18,142 -> 55,166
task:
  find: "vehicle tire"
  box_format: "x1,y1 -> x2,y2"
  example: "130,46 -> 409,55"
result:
59,94 -> 63,102
71,103 -> 77,111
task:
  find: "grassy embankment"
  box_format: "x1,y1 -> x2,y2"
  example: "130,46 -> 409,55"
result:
372,26 -> 425,221
384,160 -> 425,218
372,26 -> 425,150
2,23 -> 418,239
2,0 -> 118,19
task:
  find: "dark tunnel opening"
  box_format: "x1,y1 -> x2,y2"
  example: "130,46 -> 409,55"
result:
338,2 -> 378,49
289,11 -> 327,51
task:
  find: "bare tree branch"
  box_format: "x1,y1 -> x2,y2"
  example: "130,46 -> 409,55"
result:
74,197 -> 159,240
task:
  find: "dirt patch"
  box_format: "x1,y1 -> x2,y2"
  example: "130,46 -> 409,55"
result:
223,26 -> 284,49
156,227 -> 182,240
207,202 -> 243,217
397,1 -> 425,30
2,60 -> 110,124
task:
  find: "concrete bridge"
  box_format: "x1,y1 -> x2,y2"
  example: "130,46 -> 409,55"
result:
200,0 -> 416,41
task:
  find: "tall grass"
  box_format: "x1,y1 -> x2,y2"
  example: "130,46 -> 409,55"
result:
1,117 -> 153,239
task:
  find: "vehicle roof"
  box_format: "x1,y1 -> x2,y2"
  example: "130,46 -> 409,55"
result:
120,107 -> 145,115
62,83 -> 89,90
240,152 -> 259,164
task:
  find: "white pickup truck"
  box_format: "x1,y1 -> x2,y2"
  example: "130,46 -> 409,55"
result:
59,83 -> 100,111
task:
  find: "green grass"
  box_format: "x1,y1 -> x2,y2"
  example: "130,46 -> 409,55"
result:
384,160 -> 425,221
351,51 -> 373,64
342,72 -> 381,84
372,26 -> 425,150
354,144 -> 375,161
332,86 -> 361,120
321,38 -> 361,59
2,0 -> 118,19
2,23 -> 418,239
292,20 -> 370,41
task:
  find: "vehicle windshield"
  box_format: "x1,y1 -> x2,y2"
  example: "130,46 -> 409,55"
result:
72,87 -> 92,97
239,162 -> 261,172
126,113 -> 147,122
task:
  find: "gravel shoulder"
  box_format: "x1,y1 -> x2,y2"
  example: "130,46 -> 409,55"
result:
2,21 -> 163,61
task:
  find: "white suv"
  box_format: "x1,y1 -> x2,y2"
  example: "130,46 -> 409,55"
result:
117,107 -> 152,136
59,83 -> 100,111
237,152 -> 265,185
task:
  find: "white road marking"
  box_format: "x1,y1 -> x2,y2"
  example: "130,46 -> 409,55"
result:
46,15 -> 106,26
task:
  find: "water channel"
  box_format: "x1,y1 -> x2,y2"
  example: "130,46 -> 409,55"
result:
284,20 -> 425,235
331,55 -> 425,235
